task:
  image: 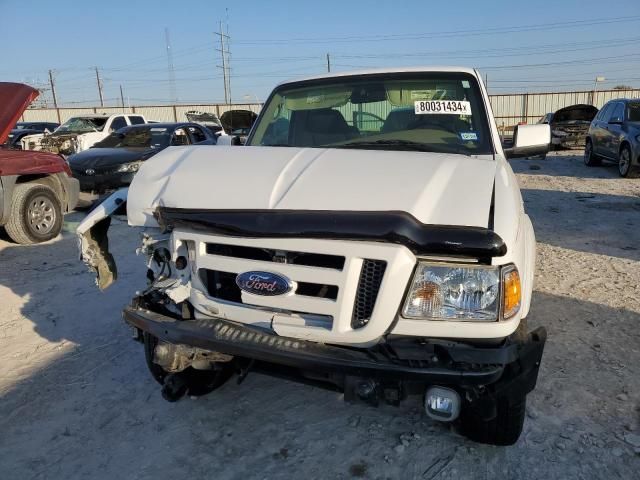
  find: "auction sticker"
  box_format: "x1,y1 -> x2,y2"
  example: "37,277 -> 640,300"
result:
414,100 -> 472,115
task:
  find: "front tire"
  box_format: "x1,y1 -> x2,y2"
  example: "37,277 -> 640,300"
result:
4,184 -> 63,244
618,144 -> 640,178
459,394 -> 527,446
584,140 -> 601,166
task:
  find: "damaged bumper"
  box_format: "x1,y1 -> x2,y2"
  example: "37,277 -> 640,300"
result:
123,305 -> 546,391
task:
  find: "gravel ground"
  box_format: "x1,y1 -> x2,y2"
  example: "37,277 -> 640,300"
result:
0,151 -> 639,479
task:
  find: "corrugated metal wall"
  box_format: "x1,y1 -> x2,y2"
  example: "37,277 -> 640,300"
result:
489,88 -> 640,132
21,103 -> 263,123
21,89 -> 640,131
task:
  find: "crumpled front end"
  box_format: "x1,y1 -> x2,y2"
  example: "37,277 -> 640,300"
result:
39,133 -> 81,155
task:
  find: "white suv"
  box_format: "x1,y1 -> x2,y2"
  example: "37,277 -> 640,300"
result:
78,67 -> 550,445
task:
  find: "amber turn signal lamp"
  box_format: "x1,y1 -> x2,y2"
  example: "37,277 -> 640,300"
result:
502,268 -> 521,319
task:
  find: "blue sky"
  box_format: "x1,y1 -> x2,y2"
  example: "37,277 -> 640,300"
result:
1,0 -> 639,106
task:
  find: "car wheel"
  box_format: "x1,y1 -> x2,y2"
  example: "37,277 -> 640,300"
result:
618,145 -> 640,178
4,184 -> 63,244
584,140 -> 601,166
459,393 -> 527,446
143,332 -> 234,401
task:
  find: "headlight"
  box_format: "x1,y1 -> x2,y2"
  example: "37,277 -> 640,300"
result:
402,262 -> 521,321
117,161 -> 142,173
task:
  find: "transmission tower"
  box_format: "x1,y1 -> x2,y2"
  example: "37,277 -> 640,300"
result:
165,27 -> 178,103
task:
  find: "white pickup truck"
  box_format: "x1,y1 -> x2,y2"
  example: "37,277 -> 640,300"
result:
21,113 -> 147,155
77,67 -> 549,445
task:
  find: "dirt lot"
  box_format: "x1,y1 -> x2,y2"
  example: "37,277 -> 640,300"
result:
1,151 -> 639,479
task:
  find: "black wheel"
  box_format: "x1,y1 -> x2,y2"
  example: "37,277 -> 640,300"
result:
459,394 -> 527,446
143,333 -> 234,400
618,144 -> 640,178
584,140 -> 601,167
4,183 -> 63,244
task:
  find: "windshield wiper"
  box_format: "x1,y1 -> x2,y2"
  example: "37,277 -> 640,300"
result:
330,139 -> 471,155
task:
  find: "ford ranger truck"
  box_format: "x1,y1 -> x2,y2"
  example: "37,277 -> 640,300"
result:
77,67 -> 550,446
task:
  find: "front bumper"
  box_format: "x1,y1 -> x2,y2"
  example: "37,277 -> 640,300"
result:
74,172 -> 135,193
123,306 -> 546,390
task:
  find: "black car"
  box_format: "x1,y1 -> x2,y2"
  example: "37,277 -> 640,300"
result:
585,99 -> 640,178
538,104 -> 598,150
68,123 -> 215,193
4,121 -> 59,149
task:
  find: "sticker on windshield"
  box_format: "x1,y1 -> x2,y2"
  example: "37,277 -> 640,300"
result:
460,132 -> 478,141
414,100 -> 472,115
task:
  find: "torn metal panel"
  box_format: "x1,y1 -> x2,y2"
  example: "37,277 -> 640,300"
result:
76,188 -> 128,290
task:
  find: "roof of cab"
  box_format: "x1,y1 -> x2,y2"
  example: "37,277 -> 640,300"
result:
276,66 -> 479,87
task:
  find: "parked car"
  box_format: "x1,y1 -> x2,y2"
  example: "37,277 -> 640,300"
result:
585,99 -> 640,178
68,123 -> 216,193
77,67 -> 549,446
538,104 -> 598,150
21,113 -> 147,156
186,109 -> 258,145
2,121 -> 59,149
0,83 -> 79,244
185,111 -> 224,136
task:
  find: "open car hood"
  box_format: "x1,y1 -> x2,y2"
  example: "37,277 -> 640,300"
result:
0,82 -> 39,144
552,104 -> 598,123
220,109 -> 257,134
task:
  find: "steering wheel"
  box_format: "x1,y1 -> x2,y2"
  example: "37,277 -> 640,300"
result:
406,119 -> 459,135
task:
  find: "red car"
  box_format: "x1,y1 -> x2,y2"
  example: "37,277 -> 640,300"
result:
0,83 -> 79,244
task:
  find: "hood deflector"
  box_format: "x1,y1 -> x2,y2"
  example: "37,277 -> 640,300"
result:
155,208 -> 507,259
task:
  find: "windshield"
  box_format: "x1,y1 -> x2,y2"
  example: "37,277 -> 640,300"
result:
57,117 -> 108,133
248,72 -> 492,155
93,126 -> 172,149
627,102 -> 640,122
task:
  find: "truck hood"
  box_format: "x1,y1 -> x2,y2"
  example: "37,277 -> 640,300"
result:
0,82 -> 39,144
127,146 -> 497,229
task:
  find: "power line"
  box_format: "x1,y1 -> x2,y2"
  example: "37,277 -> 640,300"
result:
232,15 -> 640,45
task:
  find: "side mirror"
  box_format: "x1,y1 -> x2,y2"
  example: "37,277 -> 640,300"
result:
503,124 -> 550,159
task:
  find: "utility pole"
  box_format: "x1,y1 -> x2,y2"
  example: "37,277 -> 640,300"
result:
165,28 -> 177,103
326,53 -> 331,73
119,84 -> 125,109
48,69 -> 61,123
216,21 -> 231,104
95,67 -> 104,107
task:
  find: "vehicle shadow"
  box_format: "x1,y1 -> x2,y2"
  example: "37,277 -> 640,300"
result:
520,187 -> 640,261
0,283 -> 638,479
511,151 -> 623,179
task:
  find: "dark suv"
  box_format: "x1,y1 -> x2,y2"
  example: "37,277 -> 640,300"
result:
584,99 -> 640,178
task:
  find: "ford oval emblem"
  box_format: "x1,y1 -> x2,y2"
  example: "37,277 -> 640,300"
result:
235,271 -> 292,296
85,168 -> 95,176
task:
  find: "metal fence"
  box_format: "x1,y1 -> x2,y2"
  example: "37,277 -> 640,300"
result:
21,88 -> 640,132
20,103 -> 263,124
489,88 -> 640,134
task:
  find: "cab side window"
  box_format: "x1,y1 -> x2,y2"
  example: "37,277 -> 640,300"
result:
128,116 -> 146,125
110,116 -> 127,132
